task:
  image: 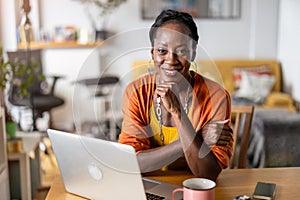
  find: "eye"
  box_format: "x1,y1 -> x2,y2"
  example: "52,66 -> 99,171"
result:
175,49 -> 189,56
156,48 -> 167,55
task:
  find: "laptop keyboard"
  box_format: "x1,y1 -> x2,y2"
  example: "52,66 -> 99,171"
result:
146,192 -> 166,200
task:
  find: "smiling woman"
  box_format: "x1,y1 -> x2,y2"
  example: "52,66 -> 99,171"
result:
118,9 -> 234,181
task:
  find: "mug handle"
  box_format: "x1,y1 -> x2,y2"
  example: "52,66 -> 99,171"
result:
172,188 -> 184,200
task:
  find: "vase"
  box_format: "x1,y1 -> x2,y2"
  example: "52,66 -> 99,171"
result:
95,29 -> 109,41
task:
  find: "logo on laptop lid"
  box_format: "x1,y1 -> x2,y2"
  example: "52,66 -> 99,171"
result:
88,163 -> 103,181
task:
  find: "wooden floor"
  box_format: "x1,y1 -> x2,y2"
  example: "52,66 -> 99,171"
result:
33,137 -> 60,200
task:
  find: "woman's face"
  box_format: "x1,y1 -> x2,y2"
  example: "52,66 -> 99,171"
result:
151,22 -> 196,83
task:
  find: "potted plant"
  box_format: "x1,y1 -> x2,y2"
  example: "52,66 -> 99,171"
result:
72,0 -> 127,40
0,46 -> 16,138
0,45 -> 43,138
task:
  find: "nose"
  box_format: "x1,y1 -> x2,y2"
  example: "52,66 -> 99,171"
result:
165,51 -> 177,64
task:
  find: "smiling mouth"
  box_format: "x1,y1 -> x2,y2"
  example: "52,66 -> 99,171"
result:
162,68 -> 182,76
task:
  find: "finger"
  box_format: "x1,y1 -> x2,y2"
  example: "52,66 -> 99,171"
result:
156,85 -> 179,101
218,135 -> 233,142
157,83 -> 178,94
214,119 -> 230,124
206,123 -> 231,130
221,129 -> 232,136
220,130 -> 233,136
203,123 -> 224,129
158,80 -> 177,85
203,132 -> 232,144
203,127 -> 233,137
156,84 -> 171,95
204,120 -> 231,130
216,140 -> 229,146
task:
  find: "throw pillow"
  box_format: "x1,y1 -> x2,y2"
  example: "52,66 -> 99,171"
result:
235,71 -> 276,104
233,65 -> 271,89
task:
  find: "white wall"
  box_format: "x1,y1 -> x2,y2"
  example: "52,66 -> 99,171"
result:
278,0 -> 300,101
39,0 -> 279,59
0,0 -> 2,42
0,0 -> 18,50
1,0 -> 293,130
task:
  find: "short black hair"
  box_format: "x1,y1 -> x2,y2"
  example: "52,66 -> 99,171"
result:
149,9 -> 199,47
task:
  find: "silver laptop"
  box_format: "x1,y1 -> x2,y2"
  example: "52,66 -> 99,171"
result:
47,129 -> 182,200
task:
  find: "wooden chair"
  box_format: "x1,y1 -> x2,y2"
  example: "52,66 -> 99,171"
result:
229,105 -> 255,169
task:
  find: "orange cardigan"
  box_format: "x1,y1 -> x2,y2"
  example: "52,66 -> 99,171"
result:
119,73 -> 233,169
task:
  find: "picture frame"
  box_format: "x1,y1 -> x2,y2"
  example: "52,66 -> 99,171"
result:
141,0 -> 241,20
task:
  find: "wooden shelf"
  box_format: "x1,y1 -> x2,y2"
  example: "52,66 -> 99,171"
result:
18,41 -> 104,49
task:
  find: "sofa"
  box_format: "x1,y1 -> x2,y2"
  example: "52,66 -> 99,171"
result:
195,59 -> 297,112
250,109 -> 300,167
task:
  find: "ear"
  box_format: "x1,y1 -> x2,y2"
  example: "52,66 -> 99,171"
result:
150,48 -> 154,60
191,49 -> 196,62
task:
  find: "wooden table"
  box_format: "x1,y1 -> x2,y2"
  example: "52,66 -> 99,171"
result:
46,167 -> 300,200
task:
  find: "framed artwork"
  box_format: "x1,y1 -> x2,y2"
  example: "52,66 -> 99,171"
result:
141,0 -> 241,19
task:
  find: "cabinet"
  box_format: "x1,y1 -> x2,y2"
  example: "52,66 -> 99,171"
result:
0,107 -> 10,200
8,132 -> 41,200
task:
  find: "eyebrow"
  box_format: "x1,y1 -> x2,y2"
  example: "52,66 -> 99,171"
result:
155,43 -> 189,49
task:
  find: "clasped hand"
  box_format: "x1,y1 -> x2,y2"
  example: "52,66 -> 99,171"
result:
155,82 -> 233,147
154,81 -> 184,115
201,120 -> 233,146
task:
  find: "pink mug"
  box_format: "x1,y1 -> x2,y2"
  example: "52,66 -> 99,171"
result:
172,178 -> 216,200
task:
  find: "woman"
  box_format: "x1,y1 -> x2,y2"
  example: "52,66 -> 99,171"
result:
119,9 -> 233,180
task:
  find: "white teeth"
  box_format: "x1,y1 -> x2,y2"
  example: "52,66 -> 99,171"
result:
165,69 -> 176,75
164,69 -> 177,75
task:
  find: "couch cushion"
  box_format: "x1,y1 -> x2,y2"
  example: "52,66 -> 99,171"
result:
234,71 -> 275,104
232,65 -> 272,89
198,60 -> 282,93
264,92 -> 296,112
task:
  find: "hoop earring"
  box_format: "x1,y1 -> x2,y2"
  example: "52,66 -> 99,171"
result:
191,61 -> 199,74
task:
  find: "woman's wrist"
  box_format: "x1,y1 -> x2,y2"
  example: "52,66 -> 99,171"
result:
172,105 -> 189,126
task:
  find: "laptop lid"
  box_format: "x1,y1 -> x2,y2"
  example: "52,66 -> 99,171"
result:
47,129 -> 147,200
48,129 -> 182,200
